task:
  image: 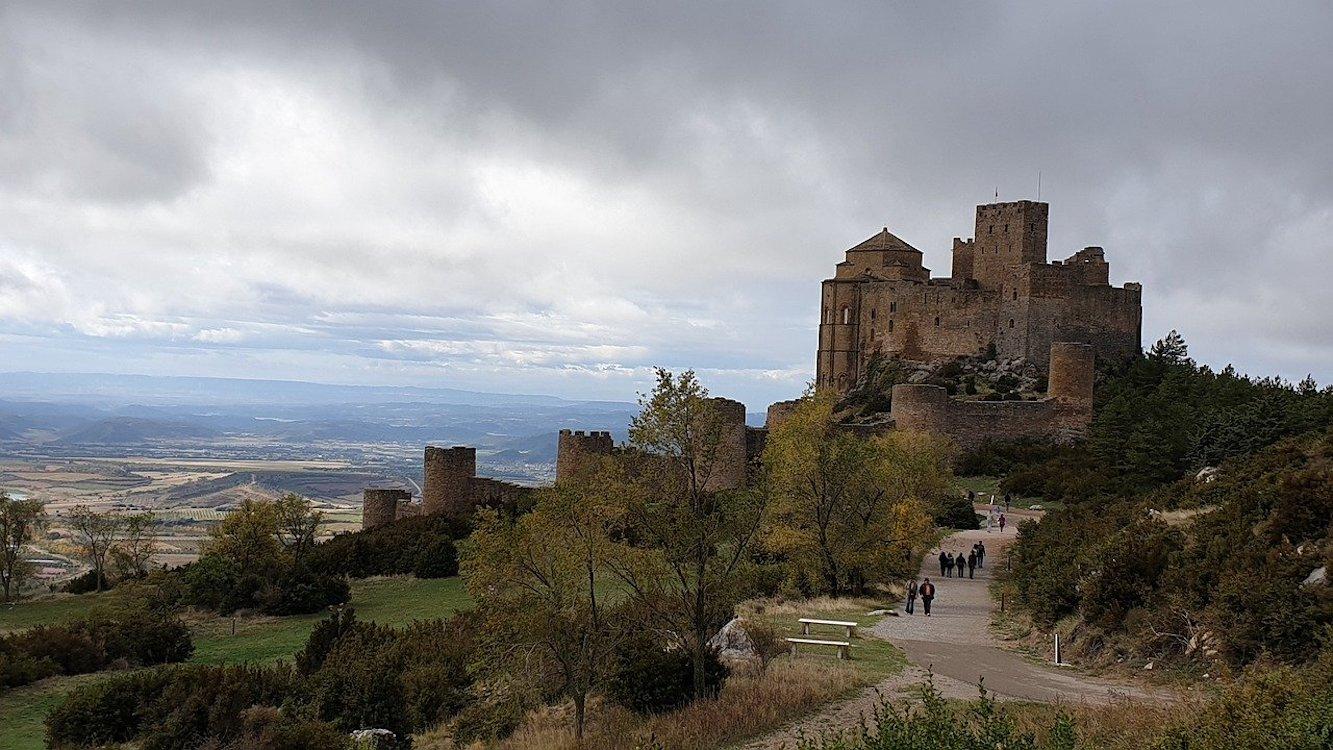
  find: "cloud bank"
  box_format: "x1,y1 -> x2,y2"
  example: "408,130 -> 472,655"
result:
1,2 -> 1330,406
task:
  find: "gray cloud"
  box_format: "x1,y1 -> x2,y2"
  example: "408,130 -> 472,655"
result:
0,1 -> 1330,406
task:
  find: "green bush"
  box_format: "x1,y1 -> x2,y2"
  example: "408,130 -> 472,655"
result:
45,610 -> 478,748
306,514 -> 469,579
794,677 -> 1074,750
1,611 -> 192,692
933,494 -> 980,530
608,630 -> 727,714
957,438 -> 1062,478
258,567 -> 350,616
412,538 -> 459,579
62,569 -> 112,595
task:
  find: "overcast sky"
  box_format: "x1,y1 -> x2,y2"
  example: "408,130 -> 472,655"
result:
1,2 -> 1330,408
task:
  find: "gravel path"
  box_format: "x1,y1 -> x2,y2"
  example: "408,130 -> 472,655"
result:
744,508 -> 1160,750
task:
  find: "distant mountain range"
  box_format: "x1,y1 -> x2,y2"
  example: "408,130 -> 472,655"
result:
0,371 -> 624,409
0,372 -> 640,480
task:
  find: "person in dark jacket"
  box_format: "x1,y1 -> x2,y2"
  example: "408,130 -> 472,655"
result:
967,550 -> 977,579
938,550 -> 947,576
906,579 -> 918,614
919,578 -> 936,615
947,552 -> 956,577
976,541 -> 986,568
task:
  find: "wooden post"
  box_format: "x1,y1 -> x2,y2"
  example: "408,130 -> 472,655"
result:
1054,634 -> 1061,665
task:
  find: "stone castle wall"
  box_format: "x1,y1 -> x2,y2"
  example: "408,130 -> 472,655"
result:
423,446 -> 476,517
703,397 -> 749,492
362,488 -> 411,530
816,200 -> 1141,391
556,429 -> 614,483
888,342 -> 1095,455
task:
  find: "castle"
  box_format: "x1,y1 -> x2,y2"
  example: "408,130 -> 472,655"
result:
816,200 -> 1141,392
362,398 -> 764,529
363,199 -> 1140,528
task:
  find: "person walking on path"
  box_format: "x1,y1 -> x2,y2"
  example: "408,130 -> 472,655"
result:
944,552 -> 954,577
919,578 -> 936,616
967,550 -> 977,579
976,541 -> 986,568
938,550 -> 947,577
905,579 -> 918,614
999,513 -> 1007,533
1004,492 -> 1012,512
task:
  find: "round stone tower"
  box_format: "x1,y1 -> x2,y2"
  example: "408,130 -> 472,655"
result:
888,384 -> 950,433
703,397 -> 749,492
1047,342 -> 1095,430
423,445 -> 476,517
362,488 -> 410,530
556,429 -> 615,483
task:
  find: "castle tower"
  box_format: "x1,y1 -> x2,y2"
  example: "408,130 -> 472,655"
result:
1047,342 -> 1095,432
971,201 -> 1048,290
888,384 -> 950,434
556,429 -> 614,483
816,278 -> 861,391
362,488 -> 410,530
423,445 -> 476,517
703,397 -> 749,492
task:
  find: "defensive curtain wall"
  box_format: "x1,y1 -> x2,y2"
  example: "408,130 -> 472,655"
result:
362,397 -> 757,530
888,342 -> 1094,454
363,346 -> 1094,529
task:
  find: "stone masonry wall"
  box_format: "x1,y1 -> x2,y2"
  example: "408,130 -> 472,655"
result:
556,429 -> 615,484
887,341 -> 1095,457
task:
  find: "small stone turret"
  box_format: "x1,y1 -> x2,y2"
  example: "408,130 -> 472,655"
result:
556,429 -> 614,483
703,397 -> 749,492
423,446 -> 476,517
362,488 -> 410,530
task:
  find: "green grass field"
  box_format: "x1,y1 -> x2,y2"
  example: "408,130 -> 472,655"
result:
747,600 -> 907,682
0,576 -> 474,750
953,476 -> 1060,511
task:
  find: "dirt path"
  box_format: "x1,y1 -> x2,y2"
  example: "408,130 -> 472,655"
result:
744,508 -> 1158,749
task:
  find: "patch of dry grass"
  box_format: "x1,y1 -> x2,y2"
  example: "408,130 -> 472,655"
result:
1007,696 -> 1191,750
418,660 -> 857,750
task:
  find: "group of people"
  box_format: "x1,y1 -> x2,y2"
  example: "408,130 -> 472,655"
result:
903,541 -> 988,617
939,543 -> 984,579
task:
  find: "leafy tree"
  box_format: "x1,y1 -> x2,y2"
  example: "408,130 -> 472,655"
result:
111,512 -> 157,580
462,475 -> 620,738
1148,328 -> 1190,365
204,498 -> 284,576
610,368 -> 767,699
0,493 -> 45,601
274,493 -> 323,562
66,506 -> 125,592
763,391 -> 937,594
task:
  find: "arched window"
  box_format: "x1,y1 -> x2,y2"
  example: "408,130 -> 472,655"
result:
824,307 -> 831,324
888,320 -> 894,332
870,309 -> 876,321
889,301 -> 897,313
1009,318 -> 1015,328
1012,289 -> 1018,300
934,316 -> 940,327
841,307 -> 851,325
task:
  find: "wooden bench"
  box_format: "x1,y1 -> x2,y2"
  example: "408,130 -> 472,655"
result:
786,637 -> 851,660
799,618 -> 857,638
